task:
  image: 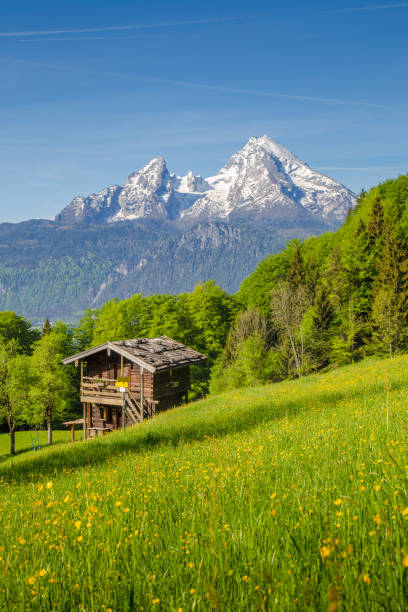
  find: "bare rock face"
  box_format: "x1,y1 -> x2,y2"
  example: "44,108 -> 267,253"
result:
56,136 -> 356,229
55,185 -> 121,223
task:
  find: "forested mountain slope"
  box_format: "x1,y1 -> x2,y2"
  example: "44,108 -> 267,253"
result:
210,174 -> 408,390
0,219 -> 286,324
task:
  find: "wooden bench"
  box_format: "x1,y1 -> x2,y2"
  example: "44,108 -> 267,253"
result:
88,427 -> 110,438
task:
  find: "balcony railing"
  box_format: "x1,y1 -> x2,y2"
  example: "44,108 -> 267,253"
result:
81,376 -> 124,406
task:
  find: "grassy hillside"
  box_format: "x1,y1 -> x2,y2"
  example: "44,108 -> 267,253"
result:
1,356 -> 408,610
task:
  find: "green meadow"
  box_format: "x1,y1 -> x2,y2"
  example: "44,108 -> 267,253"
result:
1,355 -> 408,610
0,430 -> 72,464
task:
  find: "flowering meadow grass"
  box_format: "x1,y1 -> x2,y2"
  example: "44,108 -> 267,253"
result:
1,355 -> 408,610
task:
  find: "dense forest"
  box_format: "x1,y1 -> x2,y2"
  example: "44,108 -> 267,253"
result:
1,173 -> 408,451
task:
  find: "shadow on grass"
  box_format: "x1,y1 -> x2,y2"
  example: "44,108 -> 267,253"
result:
0,436 -> 72,464
0,375 -> 401,484
0,436 -> 72,465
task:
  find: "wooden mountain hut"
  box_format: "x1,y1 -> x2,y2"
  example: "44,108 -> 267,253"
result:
62,337 -> 207,439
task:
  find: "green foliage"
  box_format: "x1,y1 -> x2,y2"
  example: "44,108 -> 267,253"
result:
0,311 -> 40,354
72,308 -> 98,351
311,285 -> 336,368
210,308 -> 278,393
29,332 -> 76,443
76,281 -> 238,398
0,344 -> 32,454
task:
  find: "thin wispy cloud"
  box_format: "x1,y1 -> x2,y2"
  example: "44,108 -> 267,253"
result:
0,56 -> 387,109
17,36 -> 150,42
0,17 -> 239,38
332,3 -> 408,12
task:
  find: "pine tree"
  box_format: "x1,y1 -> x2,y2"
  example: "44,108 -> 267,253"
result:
41,318 -> 52,337
287,245 -> 306,288
311,285 -> 336,368
324,245 -> 347,312
370,221 -> 408,355
342,219 -> 375,319
305,256 -> 319,301
367,198 -> 384,245
357,188 -> 367,203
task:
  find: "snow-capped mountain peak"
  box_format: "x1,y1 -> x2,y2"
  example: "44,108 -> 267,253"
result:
246,134 -> 301,163
56,136 -> 356,228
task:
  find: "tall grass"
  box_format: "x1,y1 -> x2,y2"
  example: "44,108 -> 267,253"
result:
1,356 -> 408,610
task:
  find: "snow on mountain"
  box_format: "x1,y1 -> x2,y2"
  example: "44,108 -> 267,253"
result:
181,136 -> 355,225
55,185 -> 121,223
56,136 -> 356,228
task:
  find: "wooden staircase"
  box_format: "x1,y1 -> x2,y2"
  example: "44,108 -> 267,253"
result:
125,390 -> 143,424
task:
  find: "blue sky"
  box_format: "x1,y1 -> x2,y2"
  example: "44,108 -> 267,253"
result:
0,0 -> 407,222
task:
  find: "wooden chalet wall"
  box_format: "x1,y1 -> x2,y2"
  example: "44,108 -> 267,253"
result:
84,350 -> 190,417
153,367 -> 190,411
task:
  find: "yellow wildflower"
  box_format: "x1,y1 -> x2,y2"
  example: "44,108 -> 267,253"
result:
320,546 -> 331,559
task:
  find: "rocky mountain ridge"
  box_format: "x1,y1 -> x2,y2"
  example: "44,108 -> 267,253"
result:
56,136 -> 356,229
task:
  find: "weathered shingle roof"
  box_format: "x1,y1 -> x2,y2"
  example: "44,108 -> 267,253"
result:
62,336 -> 207,373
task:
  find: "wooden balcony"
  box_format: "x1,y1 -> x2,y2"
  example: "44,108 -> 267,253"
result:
80,376 -> 124,406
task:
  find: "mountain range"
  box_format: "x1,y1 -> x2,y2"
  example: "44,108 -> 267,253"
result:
0,136 -> 356,324
56,135 -> 354,229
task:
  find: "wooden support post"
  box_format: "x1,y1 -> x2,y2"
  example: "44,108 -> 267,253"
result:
71,424 -> 75,443
83,403 -> 86,441
120,355 -> 124,377
140,366 -> 144,421
80,360 -> 83,384
122,391 -> 126,431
